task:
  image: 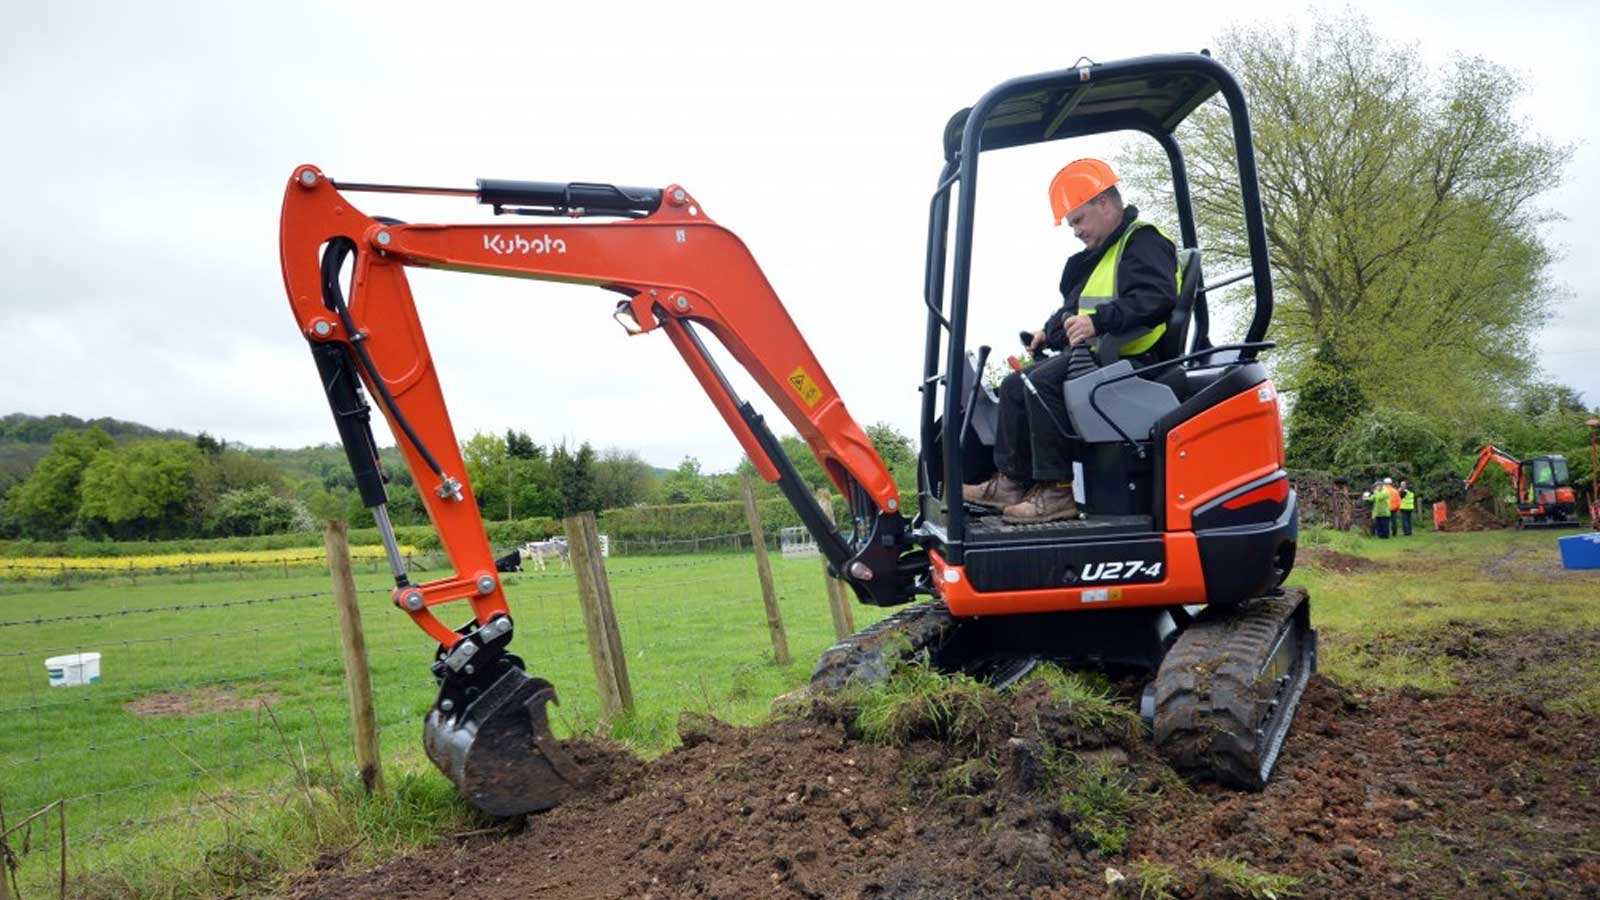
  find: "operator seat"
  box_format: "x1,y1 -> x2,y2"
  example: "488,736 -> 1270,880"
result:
1063,247 -> 1204,443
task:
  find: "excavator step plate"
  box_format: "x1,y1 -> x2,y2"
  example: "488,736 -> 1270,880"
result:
423,669 -> 584,817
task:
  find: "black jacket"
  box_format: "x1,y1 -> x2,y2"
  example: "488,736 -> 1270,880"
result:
1044,205 -> 1178,352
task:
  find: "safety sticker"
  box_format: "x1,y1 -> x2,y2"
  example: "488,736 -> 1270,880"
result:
1081,587 -> 1124,604
788,366 -> 824,408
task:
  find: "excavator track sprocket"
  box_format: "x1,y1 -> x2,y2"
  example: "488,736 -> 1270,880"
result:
1151,586 -> 1316,790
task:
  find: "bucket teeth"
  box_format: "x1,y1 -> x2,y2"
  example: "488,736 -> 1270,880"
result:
423,668 -> 584,817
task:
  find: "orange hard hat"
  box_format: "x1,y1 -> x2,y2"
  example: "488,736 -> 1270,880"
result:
1048,158 -> 1119,225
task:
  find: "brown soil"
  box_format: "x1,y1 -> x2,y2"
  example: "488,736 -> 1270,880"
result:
1438,487 -> 1513,532
283,632 -> 1600,900
126,685 -> 281,717
1299,547 -> 1386,575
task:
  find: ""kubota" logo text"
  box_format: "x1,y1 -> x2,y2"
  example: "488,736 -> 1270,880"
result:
483,233 -> 567,255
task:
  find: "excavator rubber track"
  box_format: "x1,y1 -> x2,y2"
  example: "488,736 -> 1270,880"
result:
811,599 -> 959,694
1151,587 -> 1316,790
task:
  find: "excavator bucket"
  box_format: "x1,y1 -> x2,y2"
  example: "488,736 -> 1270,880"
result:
422,667 -> 585,816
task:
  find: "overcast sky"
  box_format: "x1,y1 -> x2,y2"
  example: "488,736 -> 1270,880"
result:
2,0 -> 1594,472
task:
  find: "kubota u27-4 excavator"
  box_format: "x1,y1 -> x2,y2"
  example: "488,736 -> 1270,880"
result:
279,53 -> 1315,816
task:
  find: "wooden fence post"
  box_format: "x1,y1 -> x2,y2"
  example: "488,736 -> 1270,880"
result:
740,473 -> 792,665
812,487 -> 856,640
565,511 -> 634,724
322,520 -> 385,795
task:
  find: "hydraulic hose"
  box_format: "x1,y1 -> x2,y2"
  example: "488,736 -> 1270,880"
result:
318,237 -> 453,491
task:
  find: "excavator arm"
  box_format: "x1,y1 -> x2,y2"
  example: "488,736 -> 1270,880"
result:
279,166 -> 918,815
1464,444 -> 1523,494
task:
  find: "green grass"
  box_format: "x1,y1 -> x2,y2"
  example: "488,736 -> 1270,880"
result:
1060,762 -> 1141,855
1287,529 -> 1600,691
1023,665 -> 1143,738
0,550 -> 887,894
1192,855 -> 1301,898
851,661 -> 992,749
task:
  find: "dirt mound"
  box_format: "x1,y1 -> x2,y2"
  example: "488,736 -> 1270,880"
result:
1298,547 -> 1385,574
282,654 -> 1600,900
1438,487 -> 1512,532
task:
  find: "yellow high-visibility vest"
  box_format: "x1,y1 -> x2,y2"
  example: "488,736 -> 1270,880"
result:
1077,219 -> 1176,358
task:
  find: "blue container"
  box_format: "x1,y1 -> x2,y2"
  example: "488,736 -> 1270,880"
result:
1558,533 -> 1600,570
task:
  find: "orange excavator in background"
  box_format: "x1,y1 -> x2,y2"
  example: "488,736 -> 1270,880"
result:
279,53 -> 1315,816
1461,445 -> 1582,529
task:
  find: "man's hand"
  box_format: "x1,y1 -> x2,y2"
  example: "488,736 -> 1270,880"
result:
1027,327 -> 1047,352
1063,314 -> 1097,346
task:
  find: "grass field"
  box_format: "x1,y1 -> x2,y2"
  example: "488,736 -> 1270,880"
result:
3,526 -> 1596,897
1,549 -> 886,893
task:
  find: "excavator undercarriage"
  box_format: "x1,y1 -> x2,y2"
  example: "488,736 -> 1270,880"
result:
812,588 -> 1316,790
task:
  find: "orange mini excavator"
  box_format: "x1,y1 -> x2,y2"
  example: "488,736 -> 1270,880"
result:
1463,444 -> 1581,529
279,53 -> 1315,816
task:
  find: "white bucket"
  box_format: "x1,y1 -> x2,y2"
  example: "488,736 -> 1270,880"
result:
44,652 -> 101,687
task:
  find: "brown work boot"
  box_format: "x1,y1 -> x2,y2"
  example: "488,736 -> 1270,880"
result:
1002,483 -> 1080,524
962,473 -> 1027,509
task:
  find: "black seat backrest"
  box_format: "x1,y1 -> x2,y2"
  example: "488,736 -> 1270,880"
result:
1154,247 -> 1201,361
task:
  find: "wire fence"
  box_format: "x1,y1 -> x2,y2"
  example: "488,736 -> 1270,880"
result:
0,533 -> 871,883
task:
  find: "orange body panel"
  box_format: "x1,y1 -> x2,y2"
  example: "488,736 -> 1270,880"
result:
279,166 -> 898,646
1164,380 -> 1284,531
933,536 -> 1208,616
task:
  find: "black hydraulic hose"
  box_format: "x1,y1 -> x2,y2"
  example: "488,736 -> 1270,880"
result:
319,237 -> 449,483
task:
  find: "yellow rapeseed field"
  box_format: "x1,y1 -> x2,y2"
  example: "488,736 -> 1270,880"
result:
0,545 -> 419,576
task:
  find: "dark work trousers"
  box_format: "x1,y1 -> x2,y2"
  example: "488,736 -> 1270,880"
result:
992,352 -> 1077,483
1401,510 -> 1413,535
1374,515 -> 1390,538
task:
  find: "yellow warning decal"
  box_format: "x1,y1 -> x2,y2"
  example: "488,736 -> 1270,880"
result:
788,366 -> 824,408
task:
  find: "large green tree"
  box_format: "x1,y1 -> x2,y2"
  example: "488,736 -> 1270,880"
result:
78,439 -> 202,539
1122,13 -> 1570,463
4,427 -> 114,537
593,448 -> 659,509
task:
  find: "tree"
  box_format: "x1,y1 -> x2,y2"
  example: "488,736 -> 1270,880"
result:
207,485 -> 310,536
661,455 -> 707,504
5,428 -> 114,537
1284,345 -> 1370,468
505,429 -> 542,460
78,439 -> 202,539
549,442 -> 598,515
593,448 -> 659,509
1121,13 -> 1570,426
867,422 -> 918,499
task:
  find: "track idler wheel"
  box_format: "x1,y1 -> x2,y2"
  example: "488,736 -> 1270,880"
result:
423,666 -> 584,816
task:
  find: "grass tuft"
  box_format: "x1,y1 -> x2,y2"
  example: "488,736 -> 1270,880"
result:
852,661 -> 992,749
1193,855 -> 1301,899
1024,664 -> 1143,738
1060,762 -> 1141,855
1130,858 -> 1180,900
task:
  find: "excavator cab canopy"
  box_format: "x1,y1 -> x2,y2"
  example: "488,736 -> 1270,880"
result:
919,52 -> 1277,565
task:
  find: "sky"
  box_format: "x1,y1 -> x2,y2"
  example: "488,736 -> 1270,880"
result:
1,0 -> 1595,473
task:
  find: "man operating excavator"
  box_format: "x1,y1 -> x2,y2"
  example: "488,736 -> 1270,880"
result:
963,159 -> 1179,524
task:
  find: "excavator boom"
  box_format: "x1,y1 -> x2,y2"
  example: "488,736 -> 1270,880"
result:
279,166 -> 915,814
